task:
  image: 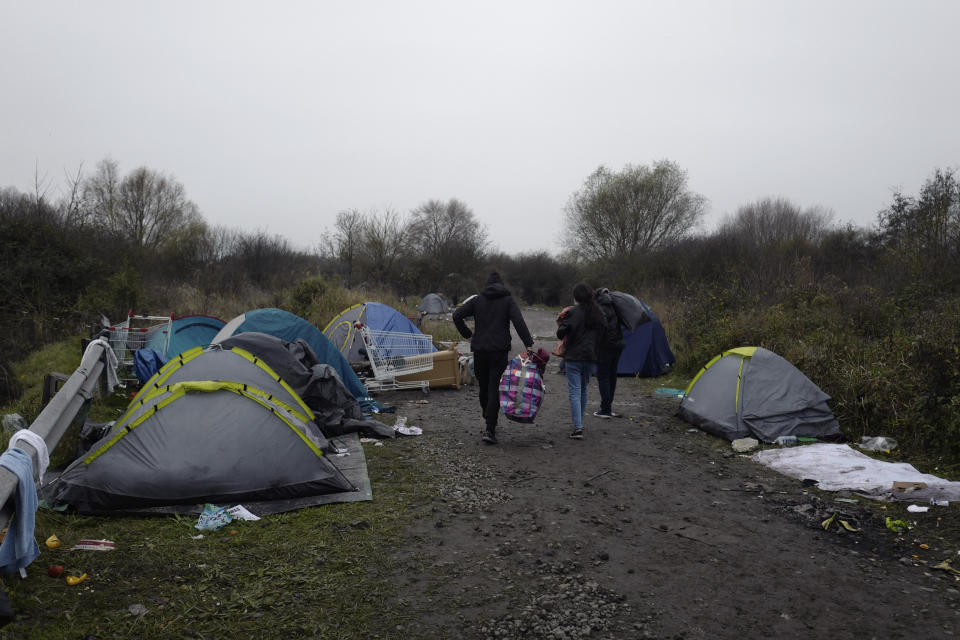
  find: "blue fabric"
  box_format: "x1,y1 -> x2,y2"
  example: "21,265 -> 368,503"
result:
0,448 -> 40,574
134,348 -> 168,384
565,360 -> 594,430
232,308 -> 370,401
147,315 -> 225,358
616,305 -> 676,377
362,302 -> 437,357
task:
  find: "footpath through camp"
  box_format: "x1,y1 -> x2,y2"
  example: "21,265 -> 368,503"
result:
379,307 -> 960,639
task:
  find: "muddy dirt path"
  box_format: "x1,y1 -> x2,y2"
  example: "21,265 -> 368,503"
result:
378,308 -> 959,639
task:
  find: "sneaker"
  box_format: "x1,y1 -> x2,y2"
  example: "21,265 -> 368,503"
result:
482,430 -> 498,445
568,429 -> 584,440
593,411 -> 612,419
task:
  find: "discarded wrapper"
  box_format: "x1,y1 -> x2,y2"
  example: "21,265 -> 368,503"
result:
225,505 -> 260,521
195,504 -> 233,531
71,539 -> 115,551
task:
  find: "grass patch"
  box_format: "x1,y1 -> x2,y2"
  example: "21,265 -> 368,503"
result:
1,438 -> 436,640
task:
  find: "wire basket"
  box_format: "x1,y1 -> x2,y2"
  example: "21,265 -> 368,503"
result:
358,325 -> 434,392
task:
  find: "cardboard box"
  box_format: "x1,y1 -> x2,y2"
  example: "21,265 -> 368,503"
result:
396,348 -> 461,389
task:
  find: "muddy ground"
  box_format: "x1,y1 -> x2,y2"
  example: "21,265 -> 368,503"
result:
374,308 -> 960,639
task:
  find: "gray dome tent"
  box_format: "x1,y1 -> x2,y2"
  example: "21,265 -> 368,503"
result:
42,345 -> 358,513
417,293 -> 450,315
678,346 -> 841,443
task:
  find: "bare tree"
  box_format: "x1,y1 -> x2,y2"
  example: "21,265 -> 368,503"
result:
357,208 -> 408,286
563,160 -> 707,261
406,198 -> 488,291
84,158 -> 201,252
717,197 -> 834,247
330,209 -> 365,286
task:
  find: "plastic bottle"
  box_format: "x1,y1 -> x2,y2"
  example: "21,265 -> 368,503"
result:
774,435 -> 798,446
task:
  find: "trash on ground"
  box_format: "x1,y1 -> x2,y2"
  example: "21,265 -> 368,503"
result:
892,481 -> 928,493
654,388 -> 685,397
774,435 -> 798,446
47,565 -> 64,578
930,499 -> 950,507
44,534 -> 61,549
225,505 -> 260,521
907,504 -> 930,513
821,512 -> 859,532
128,603 -> 149,617
933,559 -> 960,576
195,504 -> 233,531
859,436 -> 898,452
731,438 -> 759,453
71,539 -> 115,551
360,438 -> 378,443
191,534 -> 204,540
66,573 -> 88,585
835,497 -> 859,504
885,517 -> 910,533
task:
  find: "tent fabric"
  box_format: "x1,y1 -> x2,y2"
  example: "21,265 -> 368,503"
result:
146,315 -> 225,359
133,348 -> 167,384
678,346 -> 841,443
217,332 -> 394,438
616,303 -> 675,377
211,308 -> 369,402
417,293 -> 450,314
323,302 -> 436,364
42,347 -> 358,513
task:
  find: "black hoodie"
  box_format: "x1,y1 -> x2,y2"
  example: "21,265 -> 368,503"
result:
452,272 -> 534,352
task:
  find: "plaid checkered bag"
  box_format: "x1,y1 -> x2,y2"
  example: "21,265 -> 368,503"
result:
499,353 -> 546,424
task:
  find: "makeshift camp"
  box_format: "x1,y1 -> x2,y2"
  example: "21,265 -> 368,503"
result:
616,302 -> 675,377
145,314 -> 225,359
211,308 -> 369,403
323,302 -> 436,365
42,346 -> 367,513
417,293 -> 450,314
678,346 -> 841,443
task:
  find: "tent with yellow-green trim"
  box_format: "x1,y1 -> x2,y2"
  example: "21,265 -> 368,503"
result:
678,346 -> 841,443
42,345 -> 359,513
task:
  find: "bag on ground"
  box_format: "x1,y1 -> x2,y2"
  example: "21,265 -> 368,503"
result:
499,353 -> 546,423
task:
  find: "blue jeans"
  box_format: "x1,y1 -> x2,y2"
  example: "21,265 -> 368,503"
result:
565,360 -> 594,429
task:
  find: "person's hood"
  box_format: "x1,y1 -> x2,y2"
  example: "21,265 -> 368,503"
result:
481,272 -> 509,299
595,287 -> 613,305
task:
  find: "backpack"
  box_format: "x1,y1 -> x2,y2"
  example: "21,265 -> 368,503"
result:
499,351 -> 548,423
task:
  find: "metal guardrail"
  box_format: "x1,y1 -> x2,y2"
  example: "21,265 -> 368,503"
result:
0,341 -> 110,531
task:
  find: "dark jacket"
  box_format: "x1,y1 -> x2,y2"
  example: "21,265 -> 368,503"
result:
453,273 -> 534,353
556,304 -> 600,362
595,288 -> 625,351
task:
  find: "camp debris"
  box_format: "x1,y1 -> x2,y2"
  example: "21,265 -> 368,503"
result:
679,346 -> 841,443
821,512 -> 859,532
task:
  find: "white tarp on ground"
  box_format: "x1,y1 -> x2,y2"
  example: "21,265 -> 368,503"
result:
752,443 -> 960,502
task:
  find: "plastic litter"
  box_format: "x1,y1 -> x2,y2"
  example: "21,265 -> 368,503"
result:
44,534 -> 61,549
66,573 -> 88,585
907,504 -> 930,513
774,435 -> 798,446
859,436 -> 898,452
930,499 -> 950,507
71,539 -> 115,551
225,505 -> 260,521
195,504 -> 233,531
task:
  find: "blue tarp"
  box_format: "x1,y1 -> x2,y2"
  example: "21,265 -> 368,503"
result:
616,304 -> 675,377
217,308 -> 369,402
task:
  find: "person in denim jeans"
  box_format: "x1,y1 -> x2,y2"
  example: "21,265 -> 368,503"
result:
556,283 -> 602,439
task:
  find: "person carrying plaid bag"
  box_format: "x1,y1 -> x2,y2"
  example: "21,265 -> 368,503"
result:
499,348 -> 550,424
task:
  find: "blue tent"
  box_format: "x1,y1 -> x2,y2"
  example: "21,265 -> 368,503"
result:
212,308 -> 369,401
146,315 -> 225,359
616,303 -> 675,377
323,302 -> 436,364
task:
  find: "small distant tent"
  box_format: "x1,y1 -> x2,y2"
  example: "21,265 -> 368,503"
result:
616,303 -> 675,377
678,346 -> 841,443
417,293 -> 450,315
211,308 -> 369,402
146,314 -> 225,359
323,302 -> 436,364
43,346 -> 359,513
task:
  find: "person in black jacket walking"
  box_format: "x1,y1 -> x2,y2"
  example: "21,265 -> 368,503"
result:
594,287 -> 625,419
453,271 -> 535,445
557,282 -> 602,440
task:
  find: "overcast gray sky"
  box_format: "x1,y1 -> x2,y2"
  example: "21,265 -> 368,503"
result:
3,1 -> 958,255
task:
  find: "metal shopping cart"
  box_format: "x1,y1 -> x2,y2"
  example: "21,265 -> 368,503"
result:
357,324 -> 434,393
106,311 -> 172,378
